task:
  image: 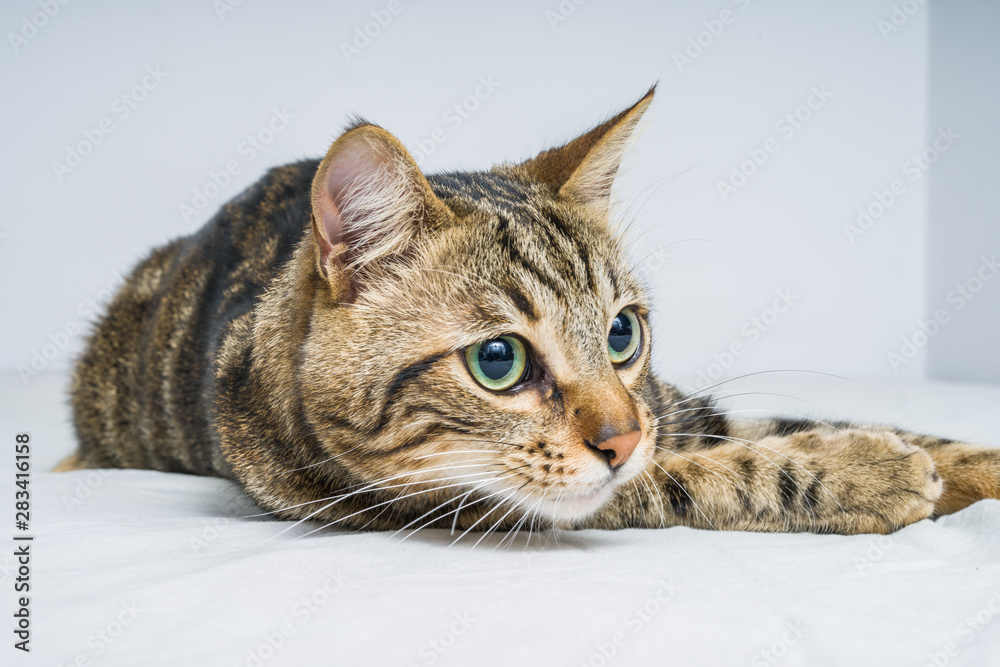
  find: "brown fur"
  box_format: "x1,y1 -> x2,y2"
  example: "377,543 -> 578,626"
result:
62,86 -> 1000,536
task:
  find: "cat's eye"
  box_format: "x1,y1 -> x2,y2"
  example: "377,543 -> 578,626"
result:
608,308 -> 641,364
465,336 -> 529,391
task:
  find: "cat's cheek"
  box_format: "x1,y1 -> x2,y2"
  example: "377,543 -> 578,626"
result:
612,340 -> 650,388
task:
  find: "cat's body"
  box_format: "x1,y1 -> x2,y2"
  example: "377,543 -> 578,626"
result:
60,89 -> 1000,535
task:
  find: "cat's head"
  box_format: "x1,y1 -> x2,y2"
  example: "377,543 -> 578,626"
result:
299,87 -> 657,526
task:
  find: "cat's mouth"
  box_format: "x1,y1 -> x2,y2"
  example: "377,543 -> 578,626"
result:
524,436 -> 652,524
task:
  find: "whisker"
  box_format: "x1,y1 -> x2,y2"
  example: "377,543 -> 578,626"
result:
551,489 -> 565,540
460,477 -> 533,549
631,475 -> 647,524
654,445 -> 784,514
690,409 -> 844,435
254,462 -> 501,540
289,473 -> 511,543
617,173 -> 675,237
653,414 -> 760,430
392,475 -> 516,541
655,446 -> 743,490
449,489 -> 520,548
616,161 -> 705,241
640,469 -> 666,528
655,391 -> 810,417
413,450 -> 497,460
401,492 -> 498,544
276,442 -> 367,475
477,493 -> 529,550
659,431 -> 842,514
525,489 -> 548,549
680,370 -> 848,402
246,461 -> 498,519
649,459 -> 716,530
451,488 -> 475,536
507,491 -> 546,550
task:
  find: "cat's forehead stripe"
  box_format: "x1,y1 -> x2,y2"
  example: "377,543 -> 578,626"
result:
429,171 -> 613,302
494,210 -> 572,299
500,284 -> 539,322
430,171 -> 537,210
541,208 -> 599,295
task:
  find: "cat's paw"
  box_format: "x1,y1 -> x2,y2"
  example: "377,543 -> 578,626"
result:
922,443 -> 1000,516
781,429 -> 942,534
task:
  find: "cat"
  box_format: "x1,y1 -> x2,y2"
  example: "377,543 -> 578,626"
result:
57,85 -> 1000,536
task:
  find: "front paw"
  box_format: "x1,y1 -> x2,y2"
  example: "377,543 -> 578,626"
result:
778,429 -> 942,534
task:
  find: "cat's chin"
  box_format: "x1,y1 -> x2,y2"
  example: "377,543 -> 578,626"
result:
531,483 -> 618,525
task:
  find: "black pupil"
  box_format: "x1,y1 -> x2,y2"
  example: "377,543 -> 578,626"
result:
478,339 -> 515,380
609,313 -> 633,353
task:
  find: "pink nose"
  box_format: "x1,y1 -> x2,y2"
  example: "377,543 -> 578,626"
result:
593,430 -> 641,469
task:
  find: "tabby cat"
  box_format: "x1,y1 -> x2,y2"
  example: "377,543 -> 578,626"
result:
58,87 -> 1000,536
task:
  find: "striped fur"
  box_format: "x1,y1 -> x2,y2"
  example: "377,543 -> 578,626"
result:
62,87 -> 1000,535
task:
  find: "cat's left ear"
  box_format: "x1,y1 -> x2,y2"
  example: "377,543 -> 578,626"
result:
518,85 -> 655,210
310,121 -> 452,297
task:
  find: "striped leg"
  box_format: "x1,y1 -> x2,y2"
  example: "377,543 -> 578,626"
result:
626,426 -> 943,534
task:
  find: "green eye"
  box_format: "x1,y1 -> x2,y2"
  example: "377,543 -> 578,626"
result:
608,308 -> 641,364
465,336 -> 528,391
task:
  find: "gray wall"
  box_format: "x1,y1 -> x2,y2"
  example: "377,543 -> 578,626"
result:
928,0 -> 1000,383
1,0 -> 993,387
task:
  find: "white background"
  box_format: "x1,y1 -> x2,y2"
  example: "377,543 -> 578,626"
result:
1,0 -> 996,390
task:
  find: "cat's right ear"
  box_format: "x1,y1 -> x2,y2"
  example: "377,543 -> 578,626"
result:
518,86 -> 655,212
310,121 -> 451,299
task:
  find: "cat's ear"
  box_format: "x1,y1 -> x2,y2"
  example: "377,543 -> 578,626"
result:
310,120 -> 450,294
519,85 -> 655,208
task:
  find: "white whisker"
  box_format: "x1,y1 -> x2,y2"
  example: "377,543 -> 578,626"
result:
649,459 -> 716,530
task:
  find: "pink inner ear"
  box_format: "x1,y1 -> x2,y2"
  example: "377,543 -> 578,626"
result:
314,141 -> 381,269
313,192 -> 340,269
313,128 -> 427,281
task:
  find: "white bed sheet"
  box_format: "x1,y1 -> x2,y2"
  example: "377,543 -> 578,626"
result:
3,372 -> 1000,667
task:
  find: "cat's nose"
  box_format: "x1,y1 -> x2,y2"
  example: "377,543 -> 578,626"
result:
590,426 -> 641,469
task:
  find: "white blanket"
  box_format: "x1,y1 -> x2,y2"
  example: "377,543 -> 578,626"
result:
5,373 -> 1000,667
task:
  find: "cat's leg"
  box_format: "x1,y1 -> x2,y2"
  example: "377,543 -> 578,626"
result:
730,421 -> 1000,518
611,426 -> 946,534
